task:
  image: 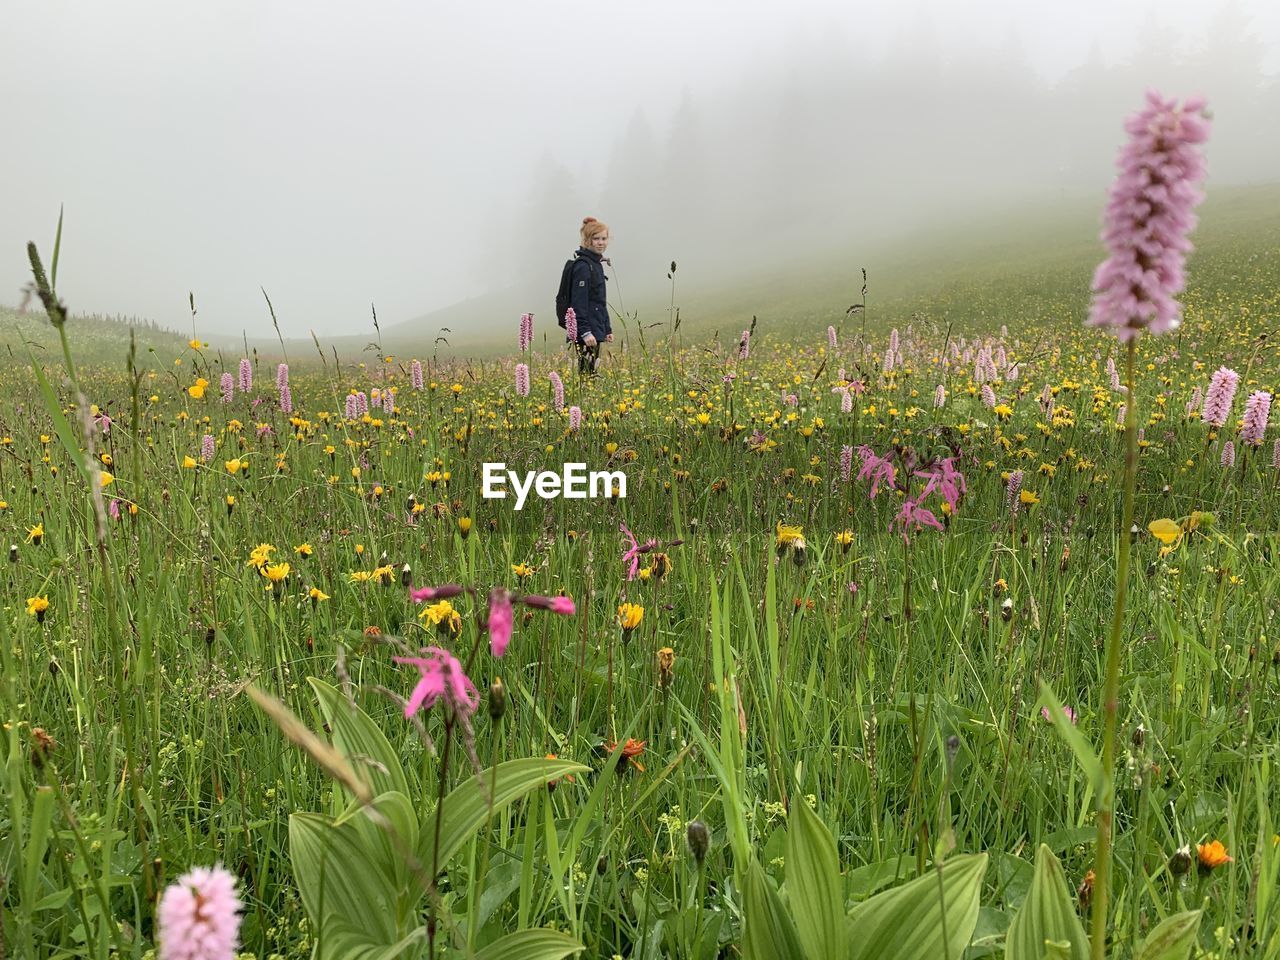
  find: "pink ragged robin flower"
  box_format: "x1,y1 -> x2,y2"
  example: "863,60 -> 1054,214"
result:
394,647 -> 479,718
487,587 -> 514,657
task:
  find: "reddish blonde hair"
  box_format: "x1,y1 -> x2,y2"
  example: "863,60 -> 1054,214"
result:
580,217 -> 609,246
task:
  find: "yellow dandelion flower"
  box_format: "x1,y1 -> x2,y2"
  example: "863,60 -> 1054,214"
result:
618,602 -> 645,631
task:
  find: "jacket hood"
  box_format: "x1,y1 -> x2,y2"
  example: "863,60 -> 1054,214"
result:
576,246 -> 603,262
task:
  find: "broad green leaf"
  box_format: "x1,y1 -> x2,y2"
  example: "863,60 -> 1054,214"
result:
785,798 -> 846,959
848,853 -> 987,960
471,928 -> 586,960
1037,682 -> 1102,794
742,858 -> 805,960
333,790 -> 420,897
1005,845 -> 1089,960
310,677 -> 409,799
416,757 -> 588,877
846,858 -> 907,900
289,812 -> 400,953
1134,910 -> 1202,960
314,928 -> 426,960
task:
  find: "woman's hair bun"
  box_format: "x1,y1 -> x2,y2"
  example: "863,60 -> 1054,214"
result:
582,216 -> 597,225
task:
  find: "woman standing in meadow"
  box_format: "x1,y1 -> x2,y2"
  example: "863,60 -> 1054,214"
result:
569,216 -> 613,374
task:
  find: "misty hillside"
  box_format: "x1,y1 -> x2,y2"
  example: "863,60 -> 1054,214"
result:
369,181 -> 1280,359
0,305 -> 192,364
5,181 -> 1276,366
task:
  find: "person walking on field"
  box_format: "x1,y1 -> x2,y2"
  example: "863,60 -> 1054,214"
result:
568,217 -> 613,375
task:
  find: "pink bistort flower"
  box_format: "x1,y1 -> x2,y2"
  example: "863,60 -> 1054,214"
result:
156,864 -> 242,960
549,371 -> 565,412
1088,91 -> 1211,340
1221,440 -> 1235,468
1201,367 -> 1240,428
1241,390 -> 1271,446
519,312 -> 534,352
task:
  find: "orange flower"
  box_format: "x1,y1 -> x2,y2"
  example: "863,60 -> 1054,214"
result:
1197,840 -> 1232,872
604,738 -> 647,773
545,753 -> 575,790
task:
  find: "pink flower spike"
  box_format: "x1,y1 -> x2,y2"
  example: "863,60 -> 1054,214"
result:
156,864 -> 242,960
1088,91 -> 1211,340
408,583 -> 464,603
487,588 -> 514,658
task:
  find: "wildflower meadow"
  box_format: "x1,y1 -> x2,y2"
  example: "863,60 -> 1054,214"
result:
4,93 -> 1280,960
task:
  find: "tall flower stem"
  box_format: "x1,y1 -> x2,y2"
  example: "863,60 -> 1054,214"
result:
428,714 -> 455,959
1091,337 -> 1137,958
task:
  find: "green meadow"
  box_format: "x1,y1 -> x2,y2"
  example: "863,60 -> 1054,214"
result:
2,184 -> 1279,959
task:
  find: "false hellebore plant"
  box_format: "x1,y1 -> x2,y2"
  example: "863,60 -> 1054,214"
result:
247,581 -> 584,960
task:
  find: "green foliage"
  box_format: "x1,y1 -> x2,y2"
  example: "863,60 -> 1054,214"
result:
3,195 -> 1278,957
1132,911 -> 1202,960
785,798 -> 845,958
284,684 -> 587,958
847,854 -> 988,960
1005,845 -> 1090,960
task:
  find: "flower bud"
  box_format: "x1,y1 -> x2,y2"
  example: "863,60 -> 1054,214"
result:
1168,845 -> 1192,876
488,678 -> 507,721
686,820 -> 710,867
30,727 -> 56,769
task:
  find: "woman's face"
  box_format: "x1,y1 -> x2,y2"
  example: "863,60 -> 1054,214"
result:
589,232 -> 609,254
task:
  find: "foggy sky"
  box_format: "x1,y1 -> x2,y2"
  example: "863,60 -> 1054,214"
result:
3,0 -> 1278,341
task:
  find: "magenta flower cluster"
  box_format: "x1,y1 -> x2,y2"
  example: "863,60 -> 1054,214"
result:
1088,91 -> 1211,340
399,584 -> 576,717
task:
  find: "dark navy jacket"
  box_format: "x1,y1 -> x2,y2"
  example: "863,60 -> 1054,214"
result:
568,247 -> 611,342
